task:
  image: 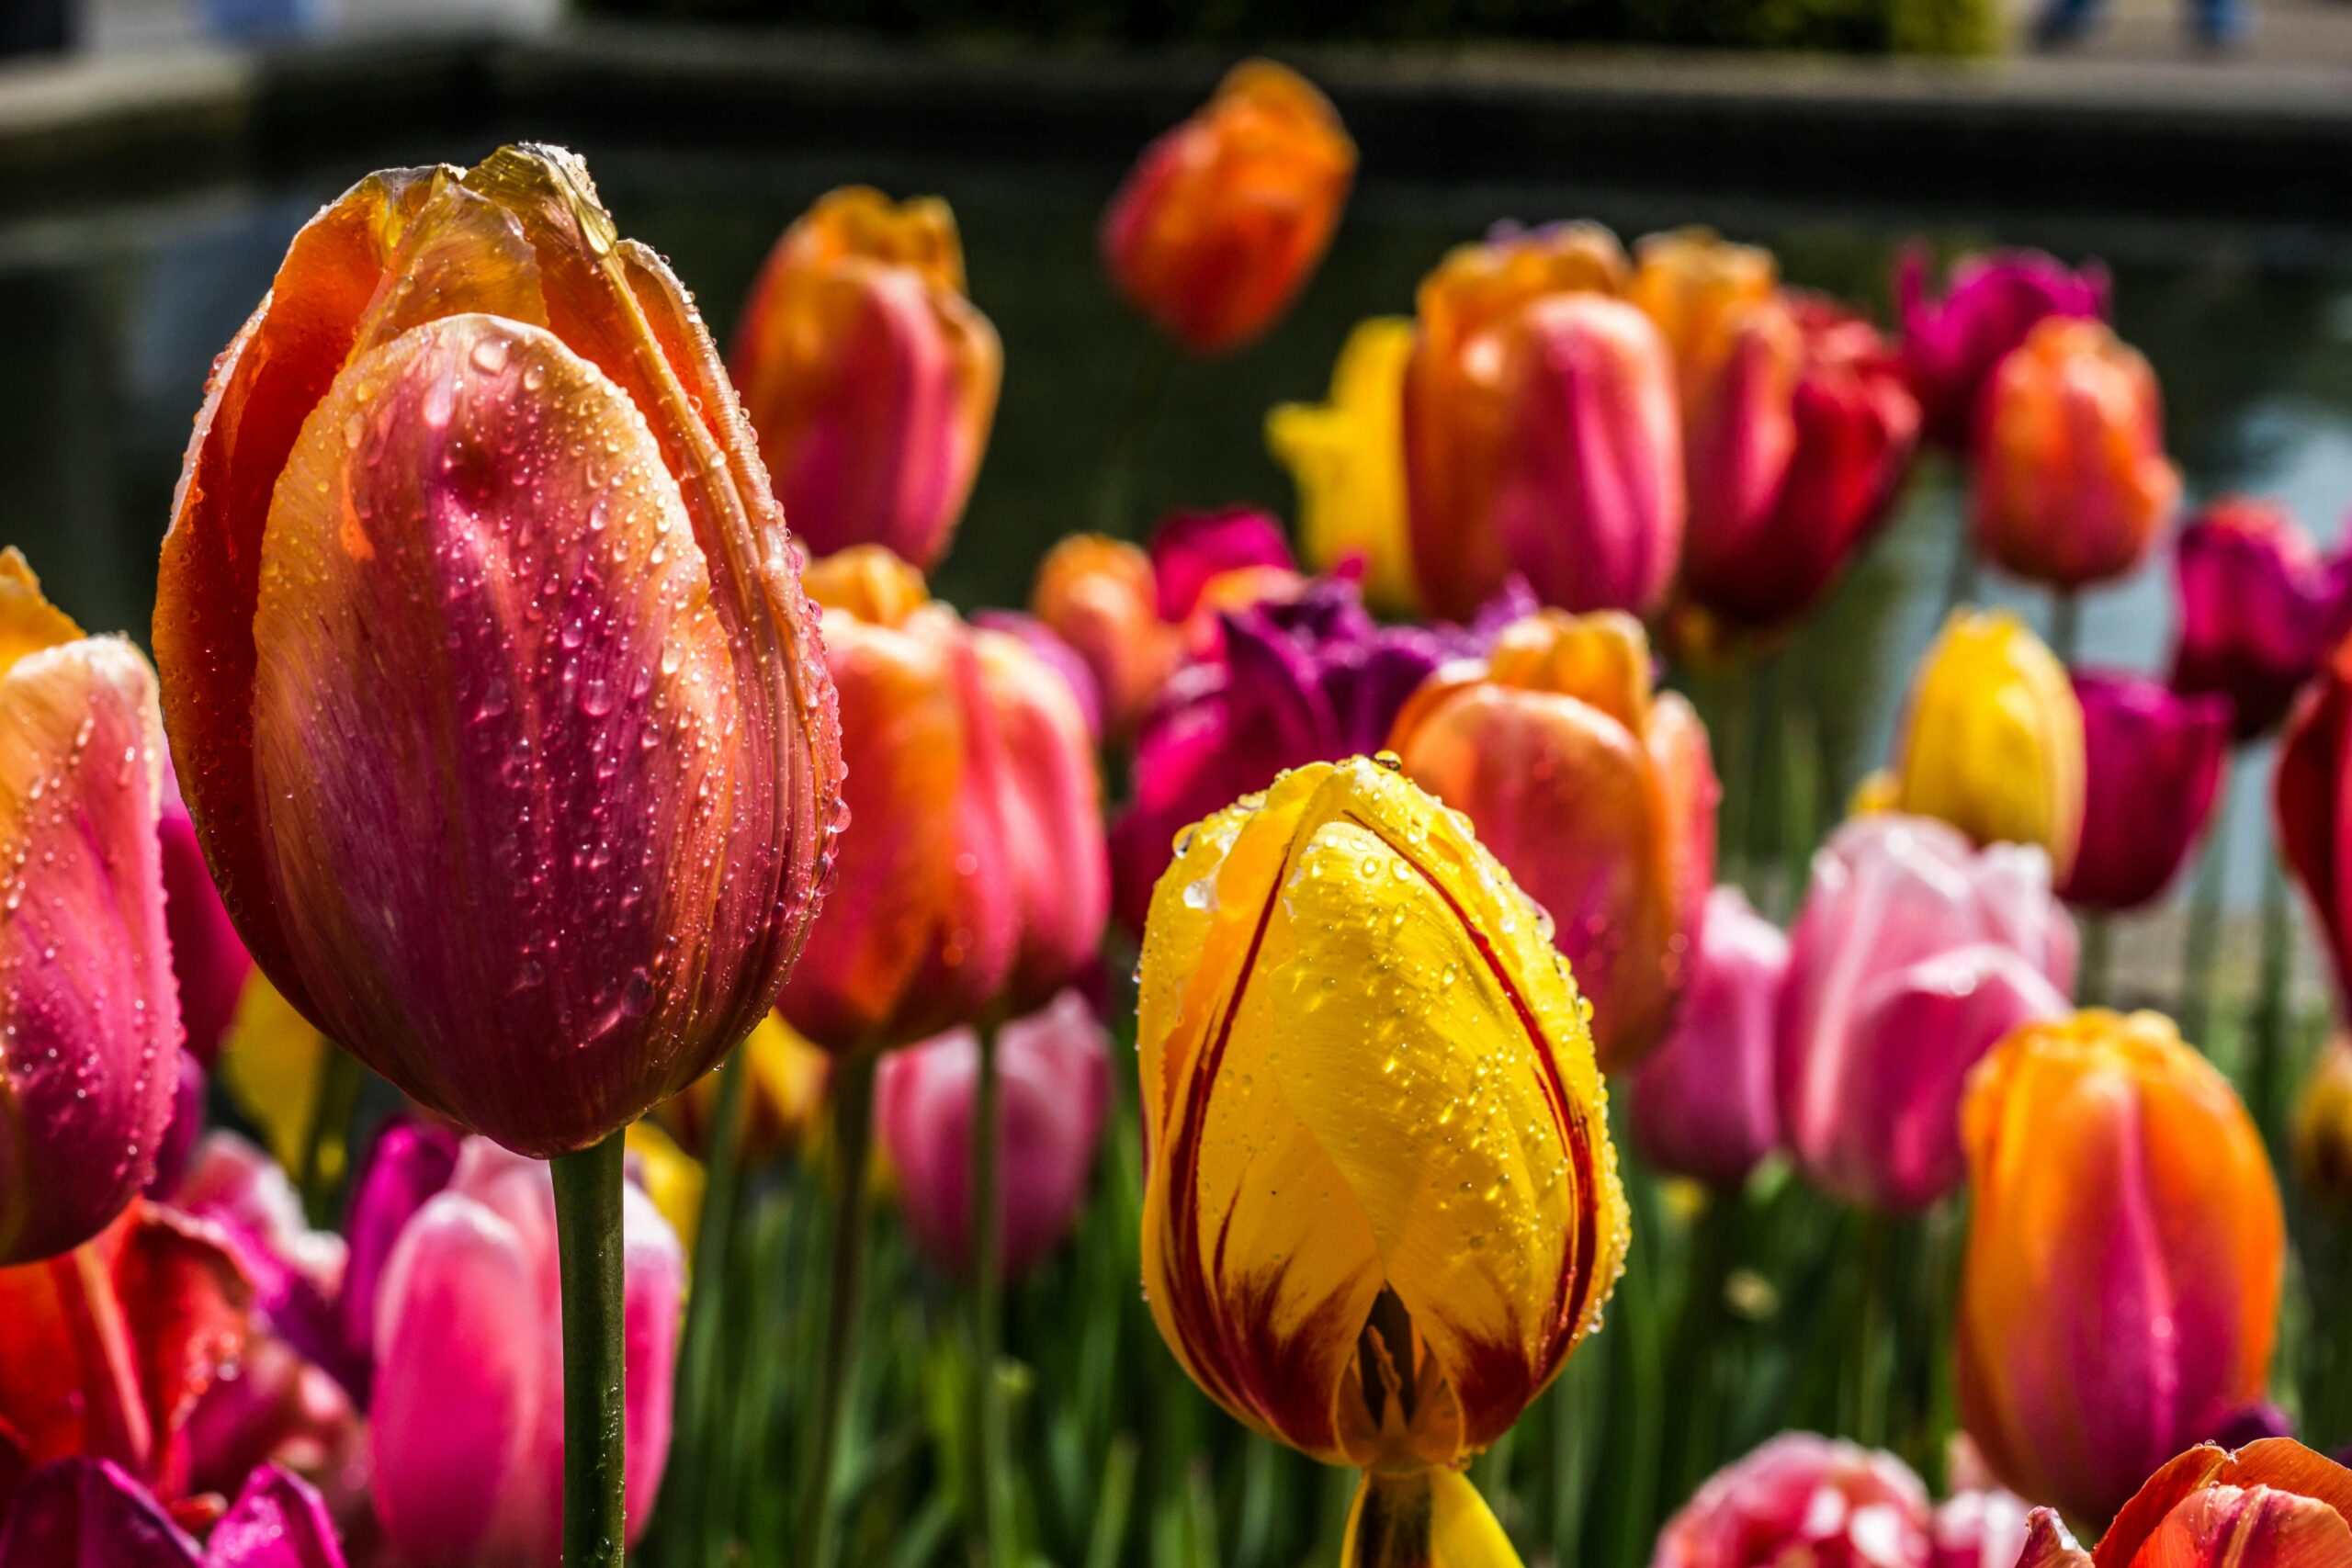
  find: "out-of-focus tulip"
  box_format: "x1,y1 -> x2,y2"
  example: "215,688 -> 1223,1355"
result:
214,976 -> 333,1190
369,1137 -> 683,1568
1626,228 -> 1778,415
1388,610 -> 1717,1071
1101,60 -> 1354,356
1030,535 -> 1172,740
2294,1032 -> 2352,1211
1137,758 -> 1627,1559
1652,1432 -> 1931,1568
971,610 -> 1103,742
153,144 -> 844,1158
654,1010 -> 830,1167
2278,636 -> 2352,1007
1895,247 -> 2109,452
1958,1010 -> 2284,1526
1973,317 -> 2178,589
160,761 -> 251,1068
2059,671 -> 2229,911
146,1053 -> 209,1202
1777,815 -> 2073,1212
0,1458 -> 348,1568
1268,316 -> 1419,615
786,548 -> 1105,1048
1867,610 -> 2085,875
1148,506 -> 1298,628
622,1121 -> 704,1266
1402,222 -> 1640,618
1109,576 -> 1527,935
0,549 -> 180,1265
874,990 -> 1109,1280
1929,1483 -> 2033,1568
338,1120 -> 460,1382
2172,497 -> 2352,740
1630,886 -> 1785,1186
728,186 -> 1001,570
2014,1439 -> 2352,1568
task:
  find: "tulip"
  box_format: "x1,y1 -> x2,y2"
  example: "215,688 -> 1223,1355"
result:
653,1010 -> 831,1167
0,549 -> 180,1266
146,1054 -> 208,1202
2278,635 -> 2352,1007
1388,610 -> 1718,1071
1777,815 -> 2074,1212
369,1137 -> 684,1568
2171,496 -> 2352,740
1030,535 -> 1179,740
1652,1434 -> 1931,1568
970,610 -> 1104,742
874,990 -> 1109,1280
1402,221 -> 1638,618
1973,317 -> 2179,589
1267,316 -> 1420,615
153,144 -> 844,1159
0,1458 -> 347,1568
1625,228 -> 1779,417
728,186 -> 1001,570
1930,1483 -> 2033,1568
1958,1010 -> 2284,1525
2014,1439 -> 2352,1568
160,761 -> 252,1066
1866,610 -> 2086,875
1101,60 -> 1355,356
1629,886 -> 1786,1187
1895,247 -> 2109,452
2293,1032 -> 2352,1211
1137,758 -> 1627,1563
2058,672 -> 2229,911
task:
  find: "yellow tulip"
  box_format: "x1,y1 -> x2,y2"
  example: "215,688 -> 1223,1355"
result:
218,970 -> 336,1181
625,1118 -> 707,1263
1136,757 -> 1627,1566
1267,316 -> 1419,615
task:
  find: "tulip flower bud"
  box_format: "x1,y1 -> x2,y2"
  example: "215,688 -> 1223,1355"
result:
1404,220 -> 1632,618
159,761 -> 251,1067
1778,815 -> 2074,1212
1870,610 -> 2086,875
1630,886 -> 1786,1188
2171,497 -> 2352,740
1031,535 -> 1179,740
1137,757 -> 1627,1555
1973,317 -> 2179,589
1148,507 -> 1299,628
972,610 -> 1104,742
1625,227 -> 1779,415
2294,1032 -> 2352,1212
1653,1434 -> 1933,1568
875,990 -> 1109,1281
0,550 -> 181,1265
1268,316 -> 1420,615
1958,1010 -> 2284,1526
2278,637 -> 2352,1008
2016,1439 -> 2352,1568
1102,60 -> 1355,356
2059,672 -> 2229,912
369,1137 -> 683,1568
729,186 -> 1001,571
1895,247 -> 2108,452
1390,610 -> 1718,1071
153,145 -> 845,1158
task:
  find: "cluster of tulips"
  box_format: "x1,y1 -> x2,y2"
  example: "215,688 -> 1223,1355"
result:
5,50 -> 2352,1568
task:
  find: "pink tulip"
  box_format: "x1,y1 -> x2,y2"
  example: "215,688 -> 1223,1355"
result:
1928,1484 -> 2033,1568
0,1458 -> 346,1568
368,1138 -> 683,1567
875,990 -> 1110,1280
1895,247 -> 2108,453
1630,886 -> 1787,1187
2171,497 -> 2352,740
159,761 -> 251,1067
2059,672 -> 2230,912
1654,1433 -> 1931,1568
1777,815 -> 2075,1212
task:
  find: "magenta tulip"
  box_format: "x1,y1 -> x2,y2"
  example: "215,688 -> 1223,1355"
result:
1148,506 -> 1299,626
0,1458 -> 346,1568
1654,1433 -> 1932,1568
1777,815 -> 2075,1212
1629,886 -> 1787,1187
2059,672 -> 2230,911
1895,247 -> 2109,452
2171,496 -> 2352,740
1928,1483 -> 2033,1568
159,761 -> 251,1067
875,990 -> 1110,1280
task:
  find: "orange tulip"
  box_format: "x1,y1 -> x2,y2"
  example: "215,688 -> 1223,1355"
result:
1029,535 -> 1175,740
1388,610 -> 1717,1071
1101,60 -> 1355,355
729,186 -> 1001,571
2016,1439 -> 2352,1568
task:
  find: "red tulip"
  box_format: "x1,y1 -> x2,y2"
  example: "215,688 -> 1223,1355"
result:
2012,1439 -> 2352,1568
2278,634 -> 2352,1006
2059,671 -> 2229,911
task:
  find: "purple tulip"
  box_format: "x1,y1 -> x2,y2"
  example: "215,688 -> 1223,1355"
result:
1895,246 -> 2109,452
0,1459 -> 346,1568
1630,886 -> 1787,1188
875,989 -> 1111,1280
2171,496 -> 2352,740
2059,671 -> 2230,911
1777,815 -> 2075,1212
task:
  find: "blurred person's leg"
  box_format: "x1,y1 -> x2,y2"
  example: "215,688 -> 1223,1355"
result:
2033,0 -> 2105,42
2189,0 -> 2250,45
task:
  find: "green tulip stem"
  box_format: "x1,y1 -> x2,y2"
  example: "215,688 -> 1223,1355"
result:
1940,488 -> 1980,615
673,1044 -> 751,1562
2079,914 -> 2113,1008
1848,1211 -> 1894,1449
969,1023 -> 1016,1567
2049,589 -> 2081,667
298,1045 -> 366,1227
552,1130 -> 628,1568
2179,761 -> 2236,1050
799,1048 -> 879,1568
1094,334 -> 1180,536
2249,852 -> 2295,1142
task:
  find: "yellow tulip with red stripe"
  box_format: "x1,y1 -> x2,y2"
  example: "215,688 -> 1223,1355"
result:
1136,756 -> 1627,1567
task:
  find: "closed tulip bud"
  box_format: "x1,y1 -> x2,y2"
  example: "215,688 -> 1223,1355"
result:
1138,758 -> 1627,1561
2059,672 -> 2230,911
1870,610 -> 2086,875
369,1137 -> 681,1568
1958,1010 -> 2284,1526
153,145 -> 844,1158
728,186 -> 1001,571
1895,247 -> 2109,452
2015,1439 -> 2352,1568
1390,610 -> 1717,1071
1268,316 -> 1420,615
1973,317 -> 2179,589
1630,886 -> 1785,1188
159,761 -> 251,1068
2277,637 -> 2352,1007
0,550 -> 181,1265
2293,1032 -> 2352,1211
1777,815 -> 2073,1212
1102,60 -> 1354,356
1030,535 -> 1178,740
2171,497 -> 2352,740
971,610 -> 1104,742
1652,1433 -> 1932,1568
1626,227 -> 1779,415
1404,220 -> 1632,618
875,990 -> 1109,1281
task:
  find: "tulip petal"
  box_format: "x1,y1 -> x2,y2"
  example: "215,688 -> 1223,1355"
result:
203,1465 -> 347,1568
2015,1508 -> 2093,1568
619,1180 -> 684,1536
0,1457 -> 200,1568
